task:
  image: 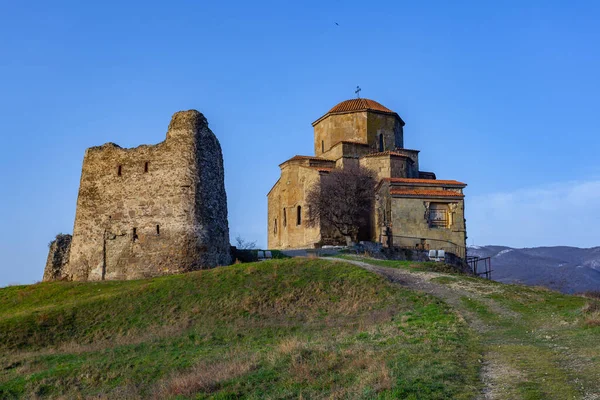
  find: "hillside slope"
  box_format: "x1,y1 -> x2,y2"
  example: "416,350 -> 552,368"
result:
1,258 -> 599,399
468,245 -> 600,293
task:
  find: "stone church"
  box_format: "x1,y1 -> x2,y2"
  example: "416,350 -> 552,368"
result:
44,110 -> 231,282
267,98 -> 467,256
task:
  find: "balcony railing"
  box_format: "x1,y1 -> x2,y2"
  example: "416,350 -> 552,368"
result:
428,210 -> 448,228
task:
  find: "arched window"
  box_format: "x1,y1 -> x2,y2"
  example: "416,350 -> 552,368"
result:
378,134 -> 384,152
283,208 -> 287,227
297,205 -> 302,226
144,162 -> 149,173
156,225 -> 160,235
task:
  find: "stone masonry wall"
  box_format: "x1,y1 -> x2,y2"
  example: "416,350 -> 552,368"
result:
314,112 -> 403,158
314,112 -> 368,157
360,156 -> 409,181
59,110 -> 230,282
389,197 -> 466,251
267,165 -> 323,249
366,112 -> 403,150
43,234 -> 72,281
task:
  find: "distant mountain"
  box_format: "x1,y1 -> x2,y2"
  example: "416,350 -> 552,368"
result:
467,245 -> 600,294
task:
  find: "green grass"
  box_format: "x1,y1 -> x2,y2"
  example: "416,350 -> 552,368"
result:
4,257 -> 598,399
0,259 -> 480,399
335,254 -> 463,274
353,257 -> 600,399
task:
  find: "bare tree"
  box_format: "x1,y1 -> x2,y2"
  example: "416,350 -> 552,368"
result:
235,235 -> 257,250
306,166 -> 377,246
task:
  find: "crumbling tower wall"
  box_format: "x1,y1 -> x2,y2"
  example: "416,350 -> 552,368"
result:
43,234 -> 72,281
47,110 -> 230,282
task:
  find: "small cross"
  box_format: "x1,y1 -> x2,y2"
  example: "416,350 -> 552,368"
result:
355,86 -> 361,98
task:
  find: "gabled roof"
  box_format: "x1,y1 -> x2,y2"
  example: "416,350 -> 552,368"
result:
266,178 -> 280,197
289,155 -> 329,161
278,155 -> 334,167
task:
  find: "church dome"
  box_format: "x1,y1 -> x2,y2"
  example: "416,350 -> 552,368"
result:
327,98 -> 395,114
312,98 -> 403,126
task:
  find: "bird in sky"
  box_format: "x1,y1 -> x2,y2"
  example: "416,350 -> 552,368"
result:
335,22 -> 339,26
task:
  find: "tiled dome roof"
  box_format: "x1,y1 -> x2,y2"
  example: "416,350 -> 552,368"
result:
313,98 -> 403,126
328,98 -> 395,114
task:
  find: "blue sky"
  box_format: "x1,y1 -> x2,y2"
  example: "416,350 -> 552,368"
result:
1,1 -> 599,286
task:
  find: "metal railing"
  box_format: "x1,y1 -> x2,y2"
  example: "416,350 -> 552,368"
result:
467,256 -> 492,279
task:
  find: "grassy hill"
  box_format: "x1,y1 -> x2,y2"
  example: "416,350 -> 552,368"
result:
0,258 -> 598,399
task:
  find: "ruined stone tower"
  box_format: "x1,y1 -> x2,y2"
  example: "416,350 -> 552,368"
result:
44,110 -> 231,281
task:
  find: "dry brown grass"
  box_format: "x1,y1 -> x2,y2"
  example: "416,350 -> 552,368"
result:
273,333 -> 394,398
6,323 -> 190,364
342,349 -> 393,392
579,291 -> 600,300
585,318 -> 600,327
582,302 -> 600,314
582,301 -> 600,327
154,355 -> 256,398
277,336 -> 305,355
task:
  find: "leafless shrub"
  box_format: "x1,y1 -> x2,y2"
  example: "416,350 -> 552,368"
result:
235,235 -> 257,250
306,166 -> 376,246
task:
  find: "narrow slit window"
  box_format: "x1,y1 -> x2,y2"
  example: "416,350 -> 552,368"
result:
132,227 -> 138,241
117,165 -> 122,176
283,208 -> 287,227
156,225 -> 160,235
297,205 -> 302,226
321,140 -> 324,153
144,162 -> 149,173
378,134 -> 384,152
274,218 -> 278,235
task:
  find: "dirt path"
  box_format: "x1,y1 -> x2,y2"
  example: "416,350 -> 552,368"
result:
325,257 -> 516,399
